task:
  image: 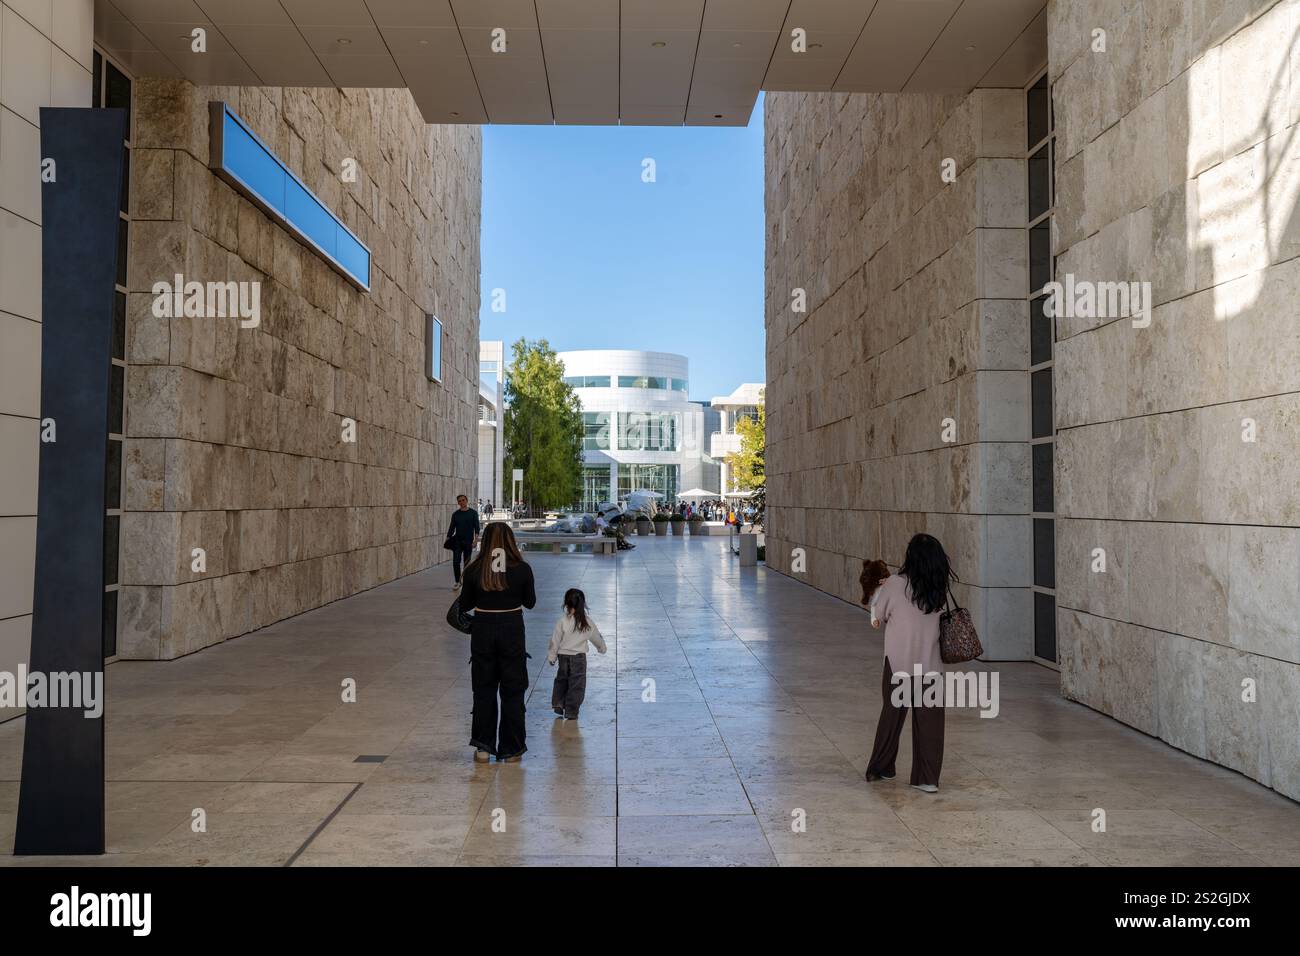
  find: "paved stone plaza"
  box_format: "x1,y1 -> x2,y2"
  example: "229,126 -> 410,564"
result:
1,536 -> 1296,866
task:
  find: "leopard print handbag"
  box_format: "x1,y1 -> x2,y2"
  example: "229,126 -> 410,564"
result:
939,585 -> 983,664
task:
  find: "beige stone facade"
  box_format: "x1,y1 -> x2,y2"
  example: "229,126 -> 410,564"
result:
764,87 -> 1035,660
117,79 -> 481,659
765,0 -> 1300,802
1050,0 -> 1300,801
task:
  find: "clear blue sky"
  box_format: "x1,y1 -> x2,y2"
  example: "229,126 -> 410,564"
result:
478,96 -> 766,402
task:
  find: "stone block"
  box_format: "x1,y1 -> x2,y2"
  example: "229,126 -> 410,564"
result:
1202,642 -> 1270,785
1227,524 -> 1300,664
1154,631 -> 1208,759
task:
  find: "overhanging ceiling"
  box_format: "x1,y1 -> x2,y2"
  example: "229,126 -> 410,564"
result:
94,0 -> 1047,126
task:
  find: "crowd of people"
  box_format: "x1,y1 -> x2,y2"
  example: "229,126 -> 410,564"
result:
655,498 -> 759,527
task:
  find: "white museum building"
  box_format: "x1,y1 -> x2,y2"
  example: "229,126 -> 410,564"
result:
557,350 -> 715,510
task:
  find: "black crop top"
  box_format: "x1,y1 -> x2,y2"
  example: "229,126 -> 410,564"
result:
460,559 -> 537,612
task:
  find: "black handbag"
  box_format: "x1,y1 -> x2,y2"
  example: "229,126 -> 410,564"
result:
442,520 -> 456,551
446,595 -> 473,634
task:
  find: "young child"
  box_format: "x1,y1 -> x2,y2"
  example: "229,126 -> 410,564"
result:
547,588 -> 607,720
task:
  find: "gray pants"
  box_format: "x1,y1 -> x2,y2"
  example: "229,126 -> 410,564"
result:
551,653 -> 588,718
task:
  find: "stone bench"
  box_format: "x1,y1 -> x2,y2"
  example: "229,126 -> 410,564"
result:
515,533 -> 619,555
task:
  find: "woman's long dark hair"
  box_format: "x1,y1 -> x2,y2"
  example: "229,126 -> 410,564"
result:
898,533 -> 956,615
465,521 -> 523,591
563,588 -> 591,632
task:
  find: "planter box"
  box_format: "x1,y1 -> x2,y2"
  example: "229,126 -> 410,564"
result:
686,522 -> 703,534
636,519 -> 652,536
653,521 -> 669,536
670,521 -> 685,536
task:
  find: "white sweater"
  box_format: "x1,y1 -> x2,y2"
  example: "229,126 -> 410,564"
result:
547,612 -> 607,662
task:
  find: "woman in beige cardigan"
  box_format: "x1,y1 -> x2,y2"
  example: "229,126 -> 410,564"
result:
863,534 -> 955,792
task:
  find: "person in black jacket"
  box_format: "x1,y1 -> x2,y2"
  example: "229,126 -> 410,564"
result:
447,495 -> 480,590
460,521 -> 537,763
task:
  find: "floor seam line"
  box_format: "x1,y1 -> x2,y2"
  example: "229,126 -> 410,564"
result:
283,781 -> 364,867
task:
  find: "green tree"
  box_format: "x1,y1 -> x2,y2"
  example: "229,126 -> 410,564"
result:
502,338 -> 584,511
726,404 -> 765,492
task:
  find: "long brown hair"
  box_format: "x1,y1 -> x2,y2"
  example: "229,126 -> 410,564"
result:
467,521 -> 524,591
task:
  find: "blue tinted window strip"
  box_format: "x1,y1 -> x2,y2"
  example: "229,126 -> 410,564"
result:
209,101 -> 370,292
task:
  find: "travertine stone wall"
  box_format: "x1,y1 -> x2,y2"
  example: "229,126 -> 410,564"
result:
764,88 -> 1035,659
118,79 -> 481,659
1051,0 -> 1300,800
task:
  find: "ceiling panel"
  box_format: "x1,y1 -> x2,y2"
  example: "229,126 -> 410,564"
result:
689,57 -> 769,105
299,24 -> 391,57
213,23 -> 312,54
109,0 -> 208,21
778,0 -> 878,33
364,0 -> 457,28
449,0 -> 540,30
102,47 -> 183,77
622,28 -> 699,112
278,0 -> 375,27
131,19 -> 238,55
174,51 -> 263,85
685,106 -> 749,126
619,104 -> 687,126
96,0 -> 1048,125
318,54 -> 405,87
95,9 -> 164,53
543,28 -> 618,118
554,103 -> 619,125
194,0 -> 293,26
460,25 -> 545,58
764,34 -> 859,89
697,29 -> 782,60
401,55 -> 488,123
978,6 -> 1048,87
378,26 -> 467,59
471,56 -> 552,123
834,0 -> 960,92
536,0 -> 618,31
905,0 -> 1045,91
239,47 -> 333,87
702,0 -> 792,31
622,0 -> 704,32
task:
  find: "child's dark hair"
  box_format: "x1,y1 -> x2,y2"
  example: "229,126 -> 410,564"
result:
563,588 -> 591,632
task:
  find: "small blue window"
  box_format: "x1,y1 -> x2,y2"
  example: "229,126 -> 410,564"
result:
426,315 -> 442,382
210,101 -> 370,291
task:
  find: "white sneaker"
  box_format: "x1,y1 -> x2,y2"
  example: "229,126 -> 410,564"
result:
453,582 -> 461,591
911,784 -> 939,793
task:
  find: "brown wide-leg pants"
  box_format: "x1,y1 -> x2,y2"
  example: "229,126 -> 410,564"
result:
866,656 -> 945,786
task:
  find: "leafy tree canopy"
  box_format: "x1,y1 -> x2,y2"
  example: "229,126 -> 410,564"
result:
502,338 -> 584,510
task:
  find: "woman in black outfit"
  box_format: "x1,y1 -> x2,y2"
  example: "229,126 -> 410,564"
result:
460,521 -> 537,763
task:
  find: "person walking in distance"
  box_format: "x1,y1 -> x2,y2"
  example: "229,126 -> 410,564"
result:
448,494 -> 480,590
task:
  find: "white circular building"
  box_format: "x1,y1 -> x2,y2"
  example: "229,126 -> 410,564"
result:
556,350 -> 716,510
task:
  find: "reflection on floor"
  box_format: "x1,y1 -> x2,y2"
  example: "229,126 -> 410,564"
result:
1,536 -> 1297,866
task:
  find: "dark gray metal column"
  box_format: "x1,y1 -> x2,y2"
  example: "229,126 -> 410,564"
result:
14,107 -> 127,855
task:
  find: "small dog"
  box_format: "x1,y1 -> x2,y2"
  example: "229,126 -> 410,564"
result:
859,559 -> 891,626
